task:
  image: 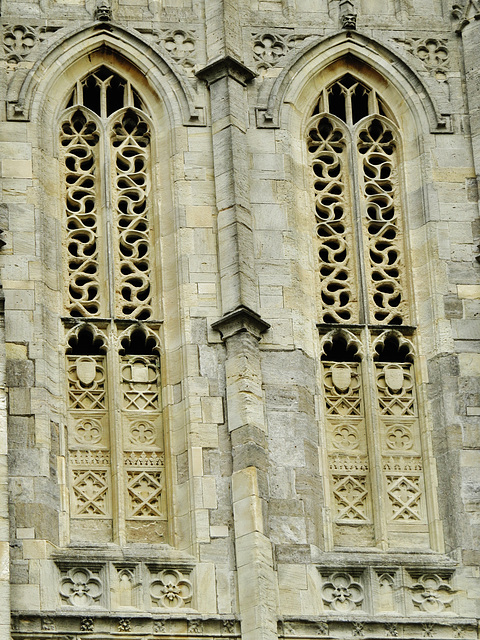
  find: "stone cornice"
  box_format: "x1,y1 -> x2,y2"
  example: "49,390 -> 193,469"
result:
211,307 -> 270,341
196,55 -> 257,87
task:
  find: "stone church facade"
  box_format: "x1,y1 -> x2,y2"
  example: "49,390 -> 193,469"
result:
1,0 -> 479,638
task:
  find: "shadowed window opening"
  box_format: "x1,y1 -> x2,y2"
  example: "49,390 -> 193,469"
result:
322,334 -> 361,362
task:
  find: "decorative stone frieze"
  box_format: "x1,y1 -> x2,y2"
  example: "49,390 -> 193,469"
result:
2,24 -> 51,66
118,619 -> 131,632
252,32 -> 294,73
80,618 -> 94,632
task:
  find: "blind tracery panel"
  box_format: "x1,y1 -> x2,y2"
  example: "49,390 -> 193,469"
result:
310,74 -> 431,550
60,67 -> 164,545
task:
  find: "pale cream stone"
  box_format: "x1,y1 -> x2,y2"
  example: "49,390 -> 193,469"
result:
194,563 -> 217,613
10,585 -> 40,609
459,354 -> 480,376
458,285 -> 480,299
191,447 -> 204,477
201,396 -> 224,424
233,496 -> 264,537
203,476 -> 217,509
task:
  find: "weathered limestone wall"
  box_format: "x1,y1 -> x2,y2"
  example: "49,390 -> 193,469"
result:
0,0 -> 479,639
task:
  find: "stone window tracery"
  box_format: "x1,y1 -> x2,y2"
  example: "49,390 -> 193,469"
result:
309,74 -> 433,550
60,67 -> 165,545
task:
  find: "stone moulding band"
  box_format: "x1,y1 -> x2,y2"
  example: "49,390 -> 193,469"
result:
5,22 -> 206,127
254,31 -> 452,134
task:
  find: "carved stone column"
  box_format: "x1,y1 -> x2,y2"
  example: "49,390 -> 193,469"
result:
198,7 -> 278,639
212,309 -> 276,640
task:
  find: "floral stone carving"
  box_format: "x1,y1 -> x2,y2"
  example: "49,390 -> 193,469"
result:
60,567 -> 103,607
322,572 -> 364,612
150,568 -> 193,608
411,574 -> 454,613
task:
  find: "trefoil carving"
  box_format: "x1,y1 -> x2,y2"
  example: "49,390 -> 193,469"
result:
159,29 -> 196,77
3,24 -> 58,69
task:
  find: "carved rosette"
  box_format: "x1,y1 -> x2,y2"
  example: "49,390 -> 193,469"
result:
322,572 -> 364,612
410,574 -> 455,613
150,569 -> 193,608
59,567 -> 103,607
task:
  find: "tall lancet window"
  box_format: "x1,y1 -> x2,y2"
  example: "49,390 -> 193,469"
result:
307,74 -> 435,550
60,67 -> 166,545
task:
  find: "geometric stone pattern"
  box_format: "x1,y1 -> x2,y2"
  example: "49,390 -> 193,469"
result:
2,1 -> 480,640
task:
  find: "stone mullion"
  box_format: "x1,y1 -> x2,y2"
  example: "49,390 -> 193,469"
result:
318,380 -> 334,550
362,329 -> 389,550
109,328 -> 126,546
103,121 -> 116,320
411,345 -> 444,551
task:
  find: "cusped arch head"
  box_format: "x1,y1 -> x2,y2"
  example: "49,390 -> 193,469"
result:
372,330 -> 415,363
118,324 -> 162,356
7,22 -> 204,129
65,322 -> 108,354
320,328 -> 364,362
259,31 -> 449,139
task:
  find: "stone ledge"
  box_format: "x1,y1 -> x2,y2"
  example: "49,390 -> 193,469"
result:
196,56 -> 257,87
212,307 -> 270,341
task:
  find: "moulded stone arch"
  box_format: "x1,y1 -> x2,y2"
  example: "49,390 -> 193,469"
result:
7,22 -> 205,127
256,31 -> 449,136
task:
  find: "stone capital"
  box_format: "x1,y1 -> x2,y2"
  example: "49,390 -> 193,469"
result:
196,56 -> 257,87
211,307 -> 270,341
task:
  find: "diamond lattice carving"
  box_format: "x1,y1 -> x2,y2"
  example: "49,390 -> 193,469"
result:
72,469 -> 109,516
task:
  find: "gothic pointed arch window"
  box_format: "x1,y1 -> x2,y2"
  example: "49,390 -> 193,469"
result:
60,66 -> 166,545
307,73 -> 436,550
